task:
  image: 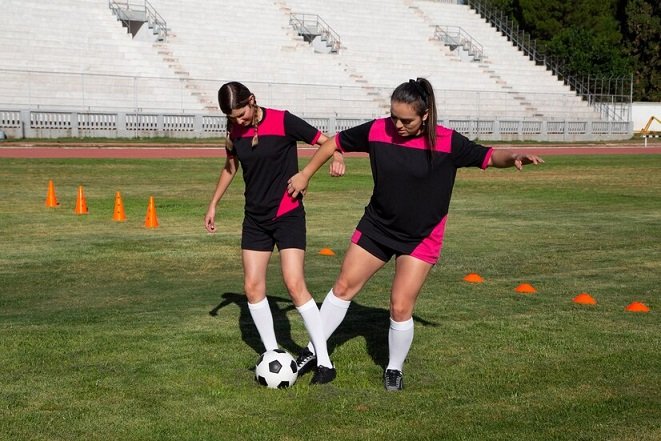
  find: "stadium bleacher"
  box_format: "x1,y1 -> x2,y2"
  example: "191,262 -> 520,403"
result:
0,0 -> 630,140
0,0 -> 202,112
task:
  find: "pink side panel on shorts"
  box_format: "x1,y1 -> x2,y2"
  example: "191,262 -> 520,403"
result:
351,229 -> 362,243
410,215 -> 448,264
274,189 -> 300,218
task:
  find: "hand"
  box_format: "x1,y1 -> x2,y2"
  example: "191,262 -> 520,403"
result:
513,154 -> 544,170
329,152 -> 345,177
204,206 -> 217,233
287,172 -> 309,198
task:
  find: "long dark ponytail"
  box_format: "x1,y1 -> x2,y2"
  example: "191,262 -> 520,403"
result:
391,77 -> 437,150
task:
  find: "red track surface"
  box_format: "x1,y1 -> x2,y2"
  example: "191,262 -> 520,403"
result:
1,142 -> 660,158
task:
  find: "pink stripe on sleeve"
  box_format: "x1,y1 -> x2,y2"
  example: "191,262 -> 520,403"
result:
310,130 -> 321,145
481,148 -> 494,169
335,133 -> 346,153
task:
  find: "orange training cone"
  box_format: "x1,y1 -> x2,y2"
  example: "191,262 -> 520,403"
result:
463,273 -> 484,283
515,283 -> 537,294
625,302 -> 650,313
112,191 -> 127,222
319,248 -> 336,256
144,196 -> 159,228
573,293 -> 597,305
74,185 -> 88,215
45,180 -> 59,207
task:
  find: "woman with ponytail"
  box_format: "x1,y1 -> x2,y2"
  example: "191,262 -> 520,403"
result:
205,81 -> 344,384
288,78 -> 543,390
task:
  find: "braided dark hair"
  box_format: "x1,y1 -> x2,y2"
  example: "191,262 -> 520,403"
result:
218,81 -> 259,149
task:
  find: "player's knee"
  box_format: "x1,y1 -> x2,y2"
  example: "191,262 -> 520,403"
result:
244,279 -> 265,297
332,277 -> 357,301
283,276 -> 306,298
389,302 -> 414,322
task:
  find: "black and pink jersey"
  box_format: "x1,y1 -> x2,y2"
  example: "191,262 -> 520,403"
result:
227,108 -> 322,222
336,117 -> 493,263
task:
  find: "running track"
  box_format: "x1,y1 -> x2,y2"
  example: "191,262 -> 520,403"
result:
1,142 -> 660,158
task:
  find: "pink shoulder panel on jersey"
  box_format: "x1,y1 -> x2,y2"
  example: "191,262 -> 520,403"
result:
230,108 -> 287,139
368,118 -> 454,153
259,109 -> 286,136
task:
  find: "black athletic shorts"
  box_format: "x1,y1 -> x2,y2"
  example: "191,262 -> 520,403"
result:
351,229 -> 402,263
241,212 -> 306,251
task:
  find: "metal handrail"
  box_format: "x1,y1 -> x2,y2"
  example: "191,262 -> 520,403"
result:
108,0 -> 129,28
433,25 -> 483,61
108,0 -> 168,41
289,13 -> 341,53
466,0 -> 631,122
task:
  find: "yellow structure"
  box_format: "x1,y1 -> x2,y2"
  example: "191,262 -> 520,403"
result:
640,116 -> 661,147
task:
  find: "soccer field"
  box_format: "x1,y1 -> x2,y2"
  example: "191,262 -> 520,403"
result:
0,155 -> 659,440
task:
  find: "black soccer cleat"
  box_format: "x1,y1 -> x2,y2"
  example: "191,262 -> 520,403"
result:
384,369 -> 403,391
310,365 -> 336,384
295,347 -> 317,376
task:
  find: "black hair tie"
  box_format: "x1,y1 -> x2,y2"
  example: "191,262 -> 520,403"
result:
408,78 -> 428,105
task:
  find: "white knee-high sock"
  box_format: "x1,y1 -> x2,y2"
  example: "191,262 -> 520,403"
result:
247,297 -> 278,352
386,317 -> 414,372
296,299 -> 333,368
306,289 -> 351,354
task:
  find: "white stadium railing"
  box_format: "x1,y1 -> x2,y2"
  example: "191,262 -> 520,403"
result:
0,108 -> 632,142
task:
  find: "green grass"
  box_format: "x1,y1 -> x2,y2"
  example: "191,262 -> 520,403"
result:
0,155 -> 659,441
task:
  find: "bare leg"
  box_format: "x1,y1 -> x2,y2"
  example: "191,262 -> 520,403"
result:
389,255 -> 432,321
387,255 -> 433,373
280,248 -> 332,369
333,242 -> 388,300
242,250 -> 278,351
305,242 -> 387,355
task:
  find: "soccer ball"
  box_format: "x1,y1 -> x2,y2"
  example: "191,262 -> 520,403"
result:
254,349 -> 298,389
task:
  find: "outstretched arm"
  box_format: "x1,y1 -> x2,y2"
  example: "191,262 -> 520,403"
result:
488,149 -> 544,170
288,136 -> 339,198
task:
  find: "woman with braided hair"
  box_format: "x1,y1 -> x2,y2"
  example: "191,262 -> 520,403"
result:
205,81 -> 345,384
288,78 -> 543,390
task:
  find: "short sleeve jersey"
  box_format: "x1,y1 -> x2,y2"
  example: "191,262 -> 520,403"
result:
336,117 -> 493,253
226,108 -> 322,222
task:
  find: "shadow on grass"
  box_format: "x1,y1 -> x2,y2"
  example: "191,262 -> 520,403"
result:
209,292 -> 297,356
210,292 -> 437,369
